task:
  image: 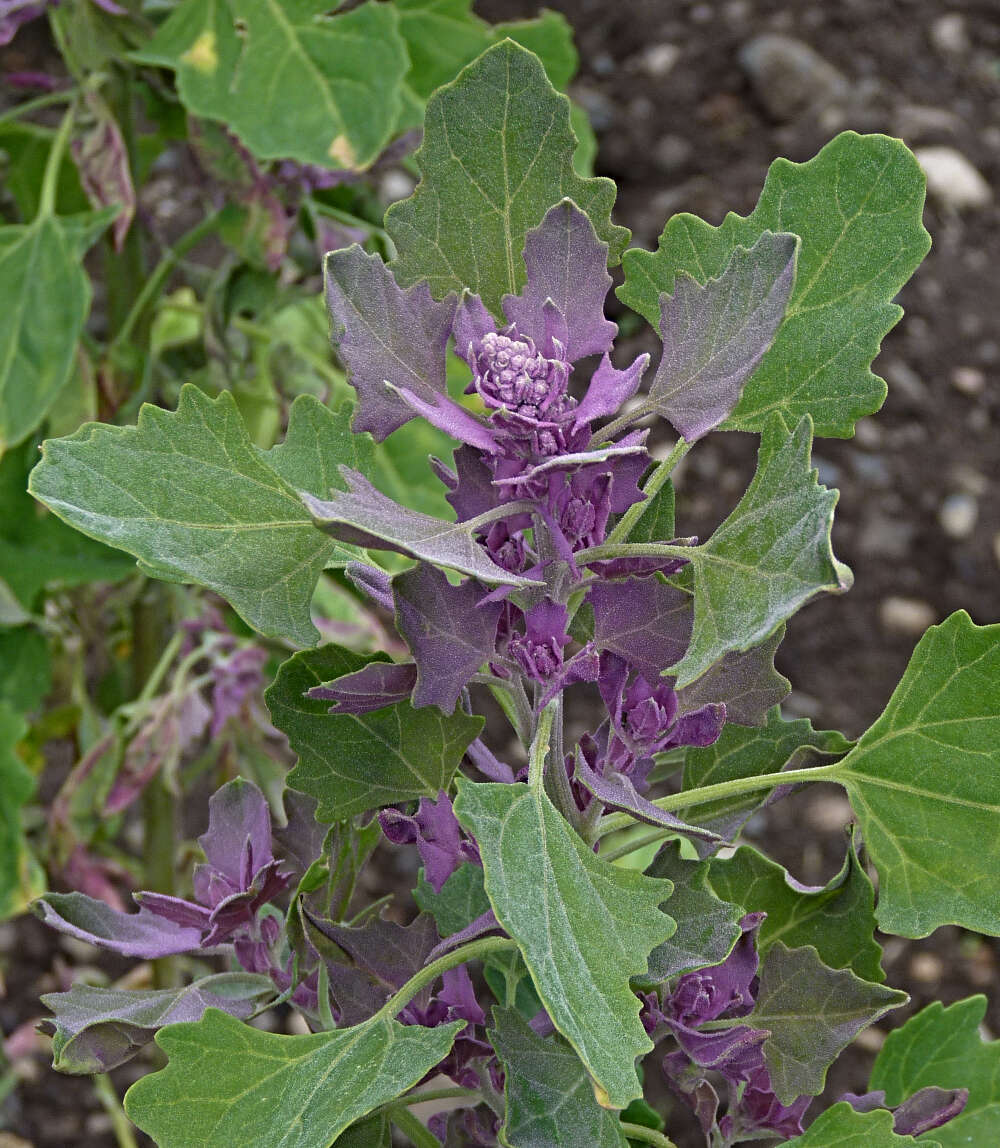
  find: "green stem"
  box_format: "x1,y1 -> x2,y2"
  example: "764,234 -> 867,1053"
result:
93,1074 -> 139,1148
574,541 -> 696,566
597,762 -> 843,838
527,701 -> 556,793
390,1107 -> 441,1148
620,1123 -> 678,1148
37,100 -> 76,219
0,86 -> 77,128
376,936 -> 519,1023
103,66 -> 145,343
389,1086 -> 480,1110
599,825 -> 675,864
606,438 -> 691,545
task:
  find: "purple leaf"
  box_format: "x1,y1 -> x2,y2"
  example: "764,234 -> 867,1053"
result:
452,291 -> 497,366
308,660 -> 418,714
426,909 -> 502,963
392,563 -> 502,712
302,468 -> 536,586
307,912 -> 440,991
445,445 -> 502,522
674,627 -> 789,728
502,199 -> 617,362
380,790 -> 479,894
574,350 -> 650,432
198,778 -> 274,890
649,232 -> 798,441
31,893 -> 205,958
589,577 -> 692,682
344,561 -> 394,611
0,1 -> 45,44
271,789 -> 328,882
389,382 -> 499,453
70,90 -> 135,252
842,1086 -> 968,1137
325,245 -> 456,440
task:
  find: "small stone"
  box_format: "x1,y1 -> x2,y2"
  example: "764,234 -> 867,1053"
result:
930,13 -> 970,55
893,104 -> 960,142
908,951 -> 944,984
915,147 -> 992,210
690,4 -> 714,24
850,452 -> 891,488
879,596 -> 937,636
378,171 -> 415,205
638,42 -> 681,77
739,35 -> 849,121
858,515 -> 915,560
939,492 -> 978,539
853,417 -> 882,448
653,134 -> 693,170
951,366 -> 985,395
0,1135 -> 35,1148
805,793 -> 854,832
884,358 -> 928,402
853,1025 -> 886,1053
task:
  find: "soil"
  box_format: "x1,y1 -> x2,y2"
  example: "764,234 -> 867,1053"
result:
3,1 -> 1000,1145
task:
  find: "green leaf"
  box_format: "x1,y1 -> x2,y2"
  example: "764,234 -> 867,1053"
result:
628,477 -> 674,544
0,123 -> 88,220
491,10 -> 578,91
708,838 -> 884,983
2,438 -> 133,610
490,1008 -> 627,1147
386,40 -> 628,317
640,841 -> 743,983
124,1006 -> 461,1148
267,646 -> 482,821
29,389 -> 368,646
135,0 -> 408,170
750,943 -> 906,1103
414,862 -> 491,936
453,778 -> 674,1108
787,1103 -> 937,1147
0,211 -> 112,451
0,703 -> 43,920
337,1113 -> 391,1148
827,610 -> 1000,938
618,132 -> 931,438
669,414 -> 849,687
870,996 -> 1000,1148
0,626 -> 51,714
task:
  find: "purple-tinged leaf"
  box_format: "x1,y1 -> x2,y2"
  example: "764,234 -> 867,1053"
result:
308,661 -> 417,715
307,912 -> 440,992
380,790 -> 479,895
198,778 -> 273,889
0,1 -> 45,45
392,563 -> 502,712
325,245 -> 456,440
574,350 -> 650,433
389,380 -> 499,454
31,893 -> 204,958
344,561 -> 394,611
647,232 -> 798,442
271,790 -> 328,884
427,909 -> 502,963
302,468 -> 536,586
70,90 -> 134,252
502,199 -> 617,361
445,445 -> 501,522
492,439 -> 648,488
40,972 -> 274,1074
675,627 -> 789,728
842,1087 -> 968,1138
452,291 -> 496,364
589,576 -> 692,682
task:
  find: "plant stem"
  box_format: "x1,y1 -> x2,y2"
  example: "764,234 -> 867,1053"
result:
527,701 -> 556,792
596,762 -> 844,839
620,1123 -> 678,1148
574,541 -> 695,566
390,1107 -> 441,1148
389,1086 -> 480,1109
93,1074 -> 139,1148
600,826 -> 675,864
376,936 -> 519,1023
606,438 -> 691,545
0,86 -> 77,128
37,100 -> 76,219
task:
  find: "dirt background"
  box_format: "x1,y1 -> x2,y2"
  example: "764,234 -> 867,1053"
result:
3,0 -> 1000,1145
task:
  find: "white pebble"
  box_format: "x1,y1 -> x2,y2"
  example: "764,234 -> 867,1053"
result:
879,597 -> 937,636
939,492 -> 978,539
951,366 -> 985,396
915,147 -> 993,210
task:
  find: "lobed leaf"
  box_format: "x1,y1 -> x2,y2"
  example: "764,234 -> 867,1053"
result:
124,1006 -> 461,1148
787,1103 -> 939,1147
674,627 -> 789,728
454,778 -> 674,1108
619,132 -> 931,438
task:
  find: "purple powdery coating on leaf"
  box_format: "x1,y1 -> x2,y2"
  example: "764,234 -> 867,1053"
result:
307,660 -> 418,714
379,791 -> 480,894
508,600 -> 570,682
0,1 -> 46,43
198,778 -> 274,889
31,893 -> 206,959
71,90 -> 135,251
393,563 -> 502,713
210,644 -> 267,736
589,577 -> 692,682
731,1066 -> 811,1140
841,1087 -> 968,1138
574,350 -> 650,433
325,245 -> 456,440
344,560 -> 395,611
453,291 -> 497,366
390,380 -> 500,454
465,738 -> 516,783
501,200 -> 617,362
427,908 -> 502,963
446,445 -> 502,522
308,912 -> 440,991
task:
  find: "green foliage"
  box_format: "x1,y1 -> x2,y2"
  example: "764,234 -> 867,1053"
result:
619,132 -> 931,438
0,704 -> 43,920
787,1103 -> 938,1147
413,861 -> 491,936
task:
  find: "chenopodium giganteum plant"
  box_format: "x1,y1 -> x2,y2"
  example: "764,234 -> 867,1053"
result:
25,40 -> 1000,1148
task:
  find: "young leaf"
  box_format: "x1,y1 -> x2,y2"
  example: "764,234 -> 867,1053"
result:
40,972 -> 275,1074
29,389 -> 368,646
453,778 -> 675,1108
628,477 -> 674,544
0,704 -> 43,920
134,0 -> 408,170
619,132 -> 931,438
870,997 -> 1000,1148
642,231 -> 798,442
490,1008 -> 627,1147
589,576 -> 691,683
674,627 -> 789,728
414,862 -> 491,937
640,841 -> 743,983
670,414 -> 849,687
786,1103 -> 939,1147
386,39 -> 628,316
708,839 -> 884,983
123,1006 -> 462,1148
751,943 -> 906,1103
267,646 -> 483,821
828,611 -> 1000,938
0,210 -> 113,451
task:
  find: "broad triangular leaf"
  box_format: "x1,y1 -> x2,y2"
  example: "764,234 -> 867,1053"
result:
670,414 -> 849,687
123,1006 -> 461,1148
0,704 -> 43,919
267,646 -> 482,821
829,610 -> 1000,938
386,40 -> 628,316
135,0 -> 408,170
619,132 -> 930,437
490,1008 -> 627,1147
709,839 -> 884,983
787,1103 -> 938,1147
674,627 -> 790,728
751,943 -> 906,1103
870,996 -> 1000,1148
453,778 -> 674,1108
29,389 -> 368,646
414,862 -> 491,937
